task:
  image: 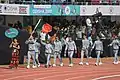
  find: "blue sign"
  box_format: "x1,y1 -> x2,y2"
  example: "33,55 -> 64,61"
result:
30,5 -> 61,15
52,5 -> 61,15
5,28 -> 19,38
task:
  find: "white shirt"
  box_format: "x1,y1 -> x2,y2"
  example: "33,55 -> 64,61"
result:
76,30 -> 82,39
86,18 -> 92,27
40,32 -> 46,41
66,37 -> 69,42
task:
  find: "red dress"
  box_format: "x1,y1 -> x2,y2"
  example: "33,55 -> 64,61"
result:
9,44 -> 19,69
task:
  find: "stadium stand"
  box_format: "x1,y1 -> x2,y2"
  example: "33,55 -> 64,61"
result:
0,0 -> 119,5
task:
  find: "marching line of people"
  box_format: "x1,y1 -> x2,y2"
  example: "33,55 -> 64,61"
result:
9,34 -> 120,69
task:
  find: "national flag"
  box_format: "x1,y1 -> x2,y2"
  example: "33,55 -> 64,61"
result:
41,23 -> 52,33
36,19 -> 52,33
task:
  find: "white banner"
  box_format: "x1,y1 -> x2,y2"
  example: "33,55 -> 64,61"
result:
80,5 -> 120,16
0,4 -> 29,15
3,4 -> 19,15
1,4 -> 120,16
0,4 -> 4,14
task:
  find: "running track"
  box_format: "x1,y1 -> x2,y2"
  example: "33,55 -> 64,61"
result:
0,58 -> 120,80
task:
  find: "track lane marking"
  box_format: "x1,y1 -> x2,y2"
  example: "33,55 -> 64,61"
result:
91,75 -> 120,80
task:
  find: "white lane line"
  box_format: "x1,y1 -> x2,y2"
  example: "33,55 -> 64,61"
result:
0,67 -> 71,76
2,65 -> 109,77
0,66 -> 75,74
34,70 -> 120,80
1,67 -> 76,77
65,72 -> 120,80
91,75 -> 120,80
3,68 -> 107,80
1,69 -> 57,77
0,65 -> 48,73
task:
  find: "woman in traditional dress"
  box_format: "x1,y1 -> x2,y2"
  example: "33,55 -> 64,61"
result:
9,39 -> 20,69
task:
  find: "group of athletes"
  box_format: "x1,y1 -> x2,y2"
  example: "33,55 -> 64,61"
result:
24,32 -> 120,69
8,31 -> 120,69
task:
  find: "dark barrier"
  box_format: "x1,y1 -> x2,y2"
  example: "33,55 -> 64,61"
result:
0,25 -> 29,64
0,25 -> 46,65
0,25 -> 119,65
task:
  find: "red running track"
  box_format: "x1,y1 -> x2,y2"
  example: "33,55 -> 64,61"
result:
0,58 -> 120,80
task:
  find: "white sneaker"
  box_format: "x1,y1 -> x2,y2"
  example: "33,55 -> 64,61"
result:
99,62 -> 103,65
113,61 -> 115,64
89,57 -> 92,58
60,63 -> 64,66
114,61 -> 118,64
71,64 -> 73,67
79,62 -> 83,65
69,64 -> 73,67
95,63 -> 98,66
27,65 -> 30,69
86,62 -> 89,65
38,64 -> 40,67
53,64 -> 56,67
32,65 -> 37,68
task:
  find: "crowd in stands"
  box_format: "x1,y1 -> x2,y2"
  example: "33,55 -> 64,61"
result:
7,16 -> 120,41
8,21 -> 23,30
0,0 -> 120,5
7,20 -> 35,34
43,17 -> 120,40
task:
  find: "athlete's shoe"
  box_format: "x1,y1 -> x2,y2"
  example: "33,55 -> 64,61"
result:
69,64 -> 73,67
113,61 -> 118,64
38,63 -> 40,67
60,63 -> 64,67
27,65 -> 30,69
32,65 -> 37,68
99,62 -> 103,65
86,62 -> 89,65
95,63 -> 98,66
89,56 -> 92,58
79,62 -> 83,65
53,64 -> 56,67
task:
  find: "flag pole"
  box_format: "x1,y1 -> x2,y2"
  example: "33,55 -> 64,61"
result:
31,19 -> 41,34
28,19 -> 41,39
